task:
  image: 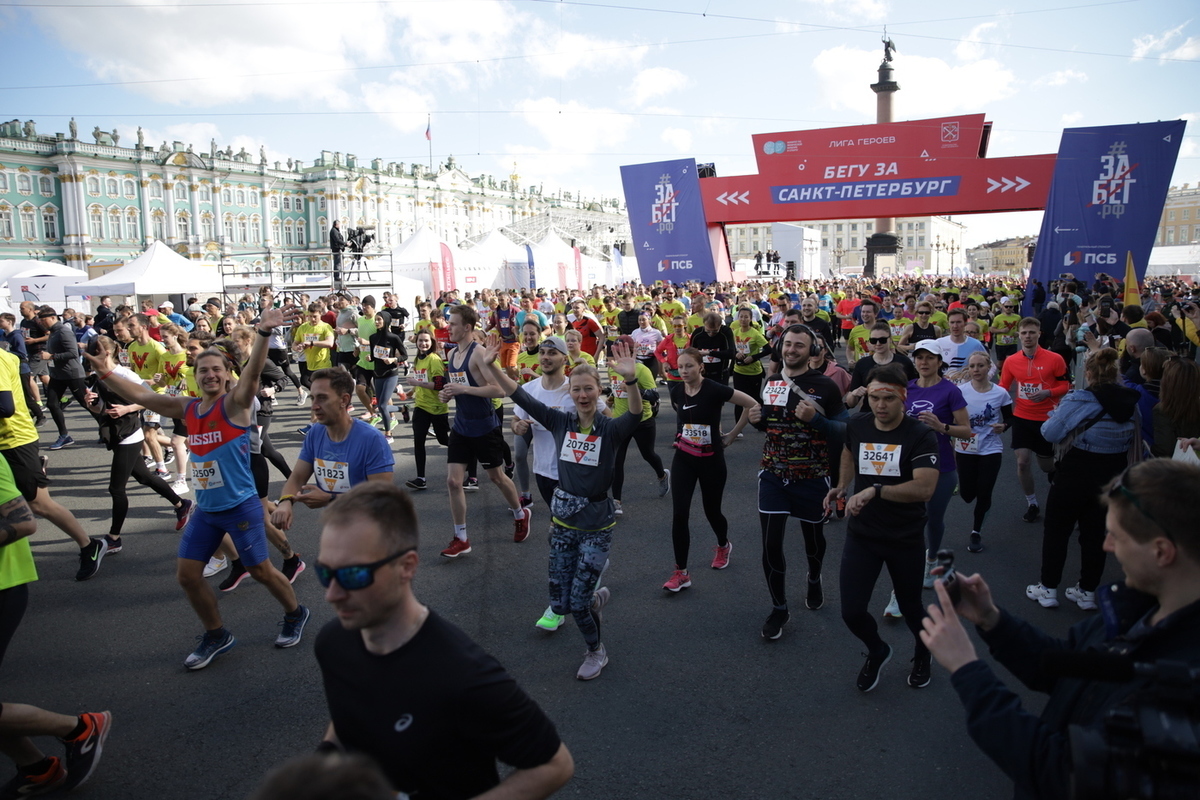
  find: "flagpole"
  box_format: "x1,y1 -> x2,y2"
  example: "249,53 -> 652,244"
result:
426,114 -> 432,174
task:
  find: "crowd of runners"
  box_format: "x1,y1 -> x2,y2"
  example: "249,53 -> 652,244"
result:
2,273 -> 1200,797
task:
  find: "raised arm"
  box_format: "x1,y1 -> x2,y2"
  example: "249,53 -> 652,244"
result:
229,305 -> 299,415
84,349 -> 191,419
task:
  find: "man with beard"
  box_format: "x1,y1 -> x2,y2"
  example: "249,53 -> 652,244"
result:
799,297 -> 835,353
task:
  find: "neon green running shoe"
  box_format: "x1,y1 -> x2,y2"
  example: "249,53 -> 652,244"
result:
535,607 -> 566,631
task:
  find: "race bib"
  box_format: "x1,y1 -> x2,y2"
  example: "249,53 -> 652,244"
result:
447,370 -> 469,386
954,434 -> 980,454
314,458 -> 352,494
304,334 -> 318,345
500,317 -> 511,329
859,443 -> 902,477
612,380 -> 628,399
763,380 -> 789,406
373,346 -> 390,360
997,334 -> 1016,346
165,381 -> 185,397
636,343 -> 651,358
117,349 -> 130,367
681,423 -> 712,446
412,368 -> 428,384
560,431 -> 601,467
191,460 -> 225,491
735,341 -> 750,355
143,410 -> 161,426
702,355 -> 719,363
1018,382 -> 1041,400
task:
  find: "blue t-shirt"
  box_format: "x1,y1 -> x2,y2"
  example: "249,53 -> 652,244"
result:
299,419 -> 395,494
906,378 -> 967,473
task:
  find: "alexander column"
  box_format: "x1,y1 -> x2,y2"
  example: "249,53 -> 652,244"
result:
865,37 -> 900,279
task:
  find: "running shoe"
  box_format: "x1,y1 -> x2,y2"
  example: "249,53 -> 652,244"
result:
75,538 -> 108,582
657,469 -> 671,497
535,607 -> 566,631
441,538 -> 472,558
1064,584 -> 1098,611
297,387 -> 310,406
0,756 -> 66,799
184,628 -> 236,670
520,492 -> 533,508
576,643 -> 608,681
163,449 -> 176,466
297,424 -> 313,436
908,651 -> 933,689
711,541 -> 732,570
171,478 -> 189,495
405,477 -> 428,490
662,569 -> 691,593
1022,503 -> 1040,523
967,532 -> 983,553
922,559 -> 936,589
368,414 -> 382,426
275,605 -> 311,648
591,586 -> 610,625
281,554 -> 306,584
462,477 -> 479,492
761,608 -> 789,640
143,456 -> 155,469
219,560 -> 250,592
504,462 -> 515,480
383,435 -> 394,445
174,499 -> 194,531
155,467 -> 172,481
203,556 -> 228,578
612,499 -> 622,516
102,534 -> 122,555
59,711 -> 113,792
34,414 -> 46,428
806,575 -> 824,610
1025,582 -> 1059,608
856,643 -> 892,692
513,507 -> 531,543
400,405 -> 411,423
883,591 -> 902,619
49,434 -> 74,451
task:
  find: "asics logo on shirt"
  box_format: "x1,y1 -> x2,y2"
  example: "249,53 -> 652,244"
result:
394,713 -> 413,732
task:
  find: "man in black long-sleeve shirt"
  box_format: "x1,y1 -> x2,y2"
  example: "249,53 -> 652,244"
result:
36,307 -> 88,450
616,295 -> 640,336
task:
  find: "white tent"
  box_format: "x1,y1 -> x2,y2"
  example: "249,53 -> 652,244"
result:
529,232 -> 581,292
65,241 -> 223,297
0,261 -> 88,313
390,226 -> 451,301
464,230 -> 532,291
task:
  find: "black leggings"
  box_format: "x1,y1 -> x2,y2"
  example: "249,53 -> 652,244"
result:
411,408 -> 450,478
0,583 -> 28,669
670,450 -> 728,569
955,452 -> 1002,533
760,514 -> 825,609
612,417 -> 664,501
269,348 -> 301,390
46,376 -> 88,437
299,363 -> 315,389
732,371 -> 764,424
257,414 -> 292,480
109,441 -> 181,537
1040,450 -> 1126,591
839,533 -> 928,658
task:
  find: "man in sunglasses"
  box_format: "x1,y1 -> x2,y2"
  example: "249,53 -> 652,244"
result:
314,482 -> 575,799
919,458 -> 1200,798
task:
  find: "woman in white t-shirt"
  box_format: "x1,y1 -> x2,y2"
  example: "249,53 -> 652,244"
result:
954,350 -> 1013,554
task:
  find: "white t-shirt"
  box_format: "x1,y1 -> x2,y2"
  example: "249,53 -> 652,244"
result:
108,365 -> 148,446
514,376 -> 572,480
956,382 -> 1013,457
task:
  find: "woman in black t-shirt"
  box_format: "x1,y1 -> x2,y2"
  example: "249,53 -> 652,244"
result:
662,348 -> 761,593
367,313 -> 408,442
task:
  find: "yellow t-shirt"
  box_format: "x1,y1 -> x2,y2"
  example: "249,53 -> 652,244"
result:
609,362 -> 655,422
732,326 -> 769,376
564,351 -> 596,377
516,348 -> 542,385
0,350 -> 37,451
160,350 -> 193,397
295,322 -> 334,370
411,353 -> 449,415
0,454 -> 35,591
659,300 -> 687,319
127,340 -> 166,386
991,313 -> 1022,347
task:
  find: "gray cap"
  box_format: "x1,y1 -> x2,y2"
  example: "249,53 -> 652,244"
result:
539,335 -> 568,355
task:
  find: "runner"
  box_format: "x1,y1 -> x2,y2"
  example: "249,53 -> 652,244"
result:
35,307 -> 89,452
402,331 -> 450,492
125,313 -> 173,478
730,307 -> 770,427
155,322 -> 192,494
484,339 -> 643,679
897,300 -> 941,355
752,324 -> 845,640
608,335 -> 669,517
843,321 -> 918,411
689,312 -> 735,384
510,319 -> 545,506
87,306 -> 311,670
825,363 -> 939,692
436,306 -> 530,557
662,348 -> 762,592
954,351 -> 1013,554
366,313 -> 408,443
630,312 -> 664,380
989,297 -> 1022,366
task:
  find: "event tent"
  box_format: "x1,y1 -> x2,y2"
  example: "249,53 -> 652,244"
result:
0,261 -> 89,313
65,241 -> 223,297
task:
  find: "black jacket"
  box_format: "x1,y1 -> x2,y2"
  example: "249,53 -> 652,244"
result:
949,583 -> 1200,799
45,321 -> 84,380
329,224 -> 345,253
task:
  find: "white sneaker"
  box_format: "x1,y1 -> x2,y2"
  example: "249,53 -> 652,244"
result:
1025,582 -> 1059,608
883,591 -> 903,618
922,559 -> 936,589
297,387 -> 310,406
613,499 -> 623,516
203,556 -> 229,578
1064,584 -> 1098,611
171,478 -> 189,495
657,469 -> 671,498
576,643 -> 608,681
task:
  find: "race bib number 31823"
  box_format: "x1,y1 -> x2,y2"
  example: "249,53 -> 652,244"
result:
859,443 -> 902,477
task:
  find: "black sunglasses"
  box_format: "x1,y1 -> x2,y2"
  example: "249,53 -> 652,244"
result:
315,548 -> 415,591
917,311 -> 931,315
868,337 -> 890,345
1107,468 -> 1170,539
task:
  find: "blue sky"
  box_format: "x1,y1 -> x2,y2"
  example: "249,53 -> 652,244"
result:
0,0 -> 1195,247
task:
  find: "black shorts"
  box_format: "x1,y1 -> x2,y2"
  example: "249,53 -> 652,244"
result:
2,442 -> 49,502
335,351 -> 357,370
1010,415 -> 1052,457
447,427 -> 508,470
758,470 -> 829,523
172,418 -> 187,437
354,366 -> 373,386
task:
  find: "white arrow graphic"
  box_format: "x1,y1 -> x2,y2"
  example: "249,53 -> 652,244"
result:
986,176 -> 1032,193
1054,226 -> 1079,234
716,192 -> 729,205
716,191 -> 750,205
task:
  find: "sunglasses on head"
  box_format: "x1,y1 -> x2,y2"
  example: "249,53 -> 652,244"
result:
1107,469 -> 1171,540
868,337 -> 890,345
314,548 -> 415,591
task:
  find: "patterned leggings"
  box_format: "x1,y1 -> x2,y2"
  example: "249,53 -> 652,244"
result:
548,523 -> 612,649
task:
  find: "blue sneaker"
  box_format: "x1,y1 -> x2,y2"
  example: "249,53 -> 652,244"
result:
184,629 -> 236,670
275,605 -> 311,648
50,434 -> 74,450
297,424 -> 313,436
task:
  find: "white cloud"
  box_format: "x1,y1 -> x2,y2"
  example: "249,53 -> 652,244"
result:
955,22 -> 999,62
1035,69 -> 1088,87
811,46 -> 1017,117
1131,23 -> 1198,62
1061,112 -> 1083,125
359,77 -> 437,135
661,127 -> 693,152
505,97 -> 635,182
797,0 -> 888,23
630,67 -> 689,106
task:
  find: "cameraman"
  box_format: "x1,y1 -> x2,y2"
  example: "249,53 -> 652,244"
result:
329,221 -> 345,286
919,458 -> 1200,800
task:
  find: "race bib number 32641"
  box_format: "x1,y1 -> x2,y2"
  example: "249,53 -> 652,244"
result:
858,443 -> 902,477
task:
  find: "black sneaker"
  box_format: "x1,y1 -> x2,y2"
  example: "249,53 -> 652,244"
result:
163,449 -> 175,466
184,628 -> 236,670
908,651 -> 932,689
75,538 -> 109,582
34,415 -> 47,428
761,608 -> 789,640
59,711 -> 113,792
400,405 -> 410,423
102,534 -> 122,554
806,575 -> 824,610
0,756 -> 66,798
463,477 -> 479,492
856,643 -> 892,692
219,559 -> 249,592
967,532 -> 983,553
504,462 -> 515,480
1022,504 -> 1040,523
281,555 -> 305,584
275,605 -> 311,648
143,456 -> 155,470
405,476 -> 428,490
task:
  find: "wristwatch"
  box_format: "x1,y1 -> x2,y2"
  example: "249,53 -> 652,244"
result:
943,422 -> 950,434
873,483 -> 882,500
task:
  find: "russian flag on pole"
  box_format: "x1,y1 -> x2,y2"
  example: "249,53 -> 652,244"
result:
425,120 -> 431,141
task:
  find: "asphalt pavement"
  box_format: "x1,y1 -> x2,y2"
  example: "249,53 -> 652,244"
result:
2,376 -> 1123,799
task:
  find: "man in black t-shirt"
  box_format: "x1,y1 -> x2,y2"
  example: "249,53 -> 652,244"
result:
314,482 -> 573,800
825,363 -> 939,694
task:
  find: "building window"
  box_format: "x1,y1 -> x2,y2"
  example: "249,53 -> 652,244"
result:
821,238 -> 828,247
125,210 -> 139,240
223,215 -> 234,242
152,213 -> 165,240
16,174 -> 31,195
200,215 -> 214,242
907,236 -> 914,248
918,235 -> 925,248
269,195 -> 279,211
122,179 -> 134,198
150,181 -> 163,199
177,213 -> 190,239
835,224 -> 843,232
1168,210 -> 1175,221
297,219 -> 306,244
1183,208 -> 1190,220
271,219 -> 281,243
174,182 -> 188,201
0,174 -> 7,193
86,176 -> 101,196
866,223 -> 874,232
108,208 -> 122,239
38,176 -> 53,196
294,196 -> 303,212
282,196 -> 291,211
105,178 -> 118,196
0,206 -> 11,239
19,207 -> 35,239
199,185 -> 211,202
90,206 -> 105,240
250,216 -> 261,244
318,196 -> 326,211
850,223 -> 857,231
236,189 -> 246,206
284,220 -> 294,246
237,216 -> 248,243
917,222 -> 925,230
42,209 -> 58,241
850,237 -> 858,248
250,191 -> 259,207
1166,227 -> 1175,244
221,188 -> 232,205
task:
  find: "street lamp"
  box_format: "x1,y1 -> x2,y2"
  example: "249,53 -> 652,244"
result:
933,235 -> 944,278
945,241 -> 960,278
831,246 -> 846,274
